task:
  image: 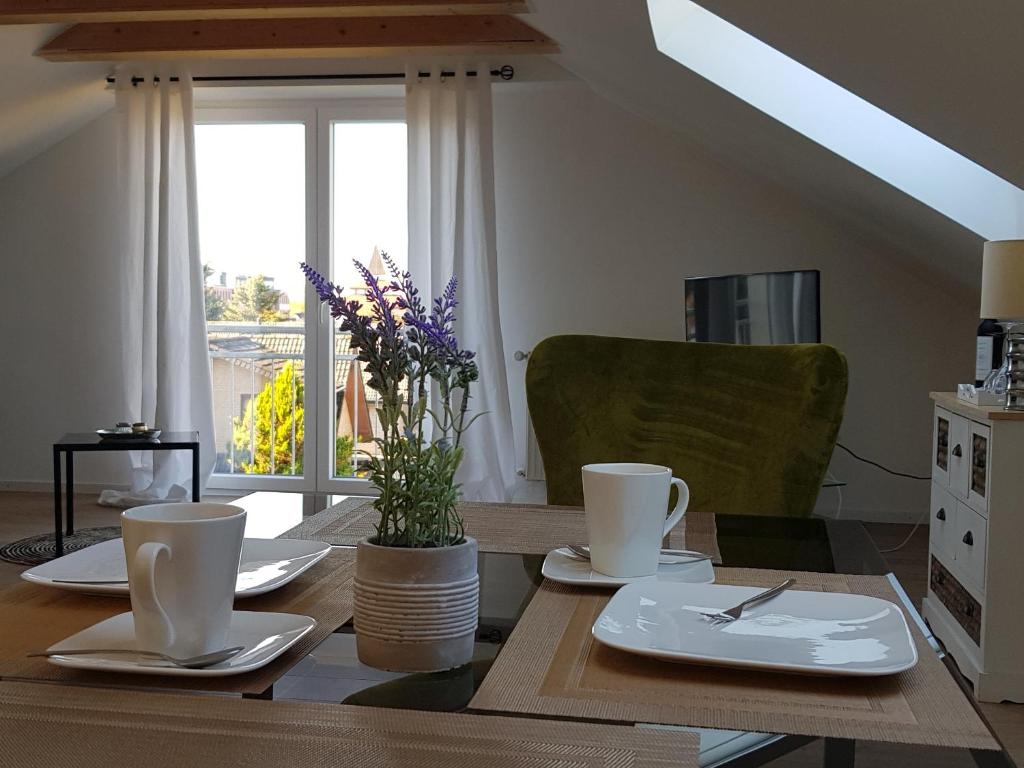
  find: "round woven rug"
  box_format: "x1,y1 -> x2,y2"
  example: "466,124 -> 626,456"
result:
0,527 -> 122,567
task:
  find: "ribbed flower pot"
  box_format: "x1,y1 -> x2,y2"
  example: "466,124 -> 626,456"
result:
354,536 -> 479,672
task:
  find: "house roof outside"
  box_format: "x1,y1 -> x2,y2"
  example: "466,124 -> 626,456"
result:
207,321 -> 357,389
207,321 -> 409,401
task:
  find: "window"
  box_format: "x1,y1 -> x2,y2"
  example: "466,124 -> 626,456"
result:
647,0 -> 1024,239
198,122 -> 307,480
329,122 -> 407,480
195,100 -> 405,493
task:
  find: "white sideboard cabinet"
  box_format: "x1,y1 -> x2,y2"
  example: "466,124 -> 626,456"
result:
922,392 -> 1024,702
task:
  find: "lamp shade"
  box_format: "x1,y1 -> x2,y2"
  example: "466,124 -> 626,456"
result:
981,240 -> 1024,320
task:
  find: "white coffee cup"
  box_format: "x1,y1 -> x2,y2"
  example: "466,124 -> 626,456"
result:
582,463 -> 690,577
121,502 -> 246,657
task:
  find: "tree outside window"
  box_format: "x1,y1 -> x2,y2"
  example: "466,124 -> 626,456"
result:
231,361 -> 354,476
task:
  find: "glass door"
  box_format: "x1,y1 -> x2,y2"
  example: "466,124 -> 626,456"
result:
196,108 -> 317,492
317,104 -> 407,493
196,100 -> 406,495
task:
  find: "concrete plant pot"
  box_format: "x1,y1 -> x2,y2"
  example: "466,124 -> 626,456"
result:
354,536 -> 479,672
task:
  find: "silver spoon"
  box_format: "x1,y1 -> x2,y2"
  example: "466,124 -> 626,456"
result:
564,544 -> 712,565
29,646 -> 245,669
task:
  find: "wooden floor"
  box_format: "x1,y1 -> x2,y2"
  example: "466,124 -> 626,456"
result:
0,492 -> 126,587
0,493 -> 1020,764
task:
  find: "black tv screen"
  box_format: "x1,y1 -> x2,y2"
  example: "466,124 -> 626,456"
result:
685,269 -> 821,344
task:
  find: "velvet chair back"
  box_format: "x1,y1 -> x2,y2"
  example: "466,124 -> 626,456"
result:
525,335 -> 847,517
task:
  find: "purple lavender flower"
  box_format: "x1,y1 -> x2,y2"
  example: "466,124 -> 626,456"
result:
299,261 -> 405,394
300,262 -> 346,318
353,260 -> 399,337
301,257 -> 476,433
300,255 -> 478,547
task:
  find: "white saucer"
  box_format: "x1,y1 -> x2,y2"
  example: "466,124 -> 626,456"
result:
541,548 -> 716,587
44,610 -> 316,677
22,538 -> 331,598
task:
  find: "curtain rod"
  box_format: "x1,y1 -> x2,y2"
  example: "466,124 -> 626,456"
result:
105,65 -> 514,86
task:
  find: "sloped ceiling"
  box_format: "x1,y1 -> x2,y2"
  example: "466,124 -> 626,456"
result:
700,0 -> 1024,192
524,0 -> 998,298
1,1 -> 1010,296
0,22 -> 565,181
0,24 -> 112,179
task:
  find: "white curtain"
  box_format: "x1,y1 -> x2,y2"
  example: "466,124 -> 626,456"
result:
106,70 -> 215,503
406,65 -> 516,502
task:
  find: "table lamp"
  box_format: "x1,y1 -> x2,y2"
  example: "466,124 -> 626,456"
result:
980,239 -> 1024,410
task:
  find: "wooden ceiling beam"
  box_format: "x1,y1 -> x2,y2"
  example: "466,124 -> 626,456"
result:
0,0 -> 528,25
37,14 -> 556,61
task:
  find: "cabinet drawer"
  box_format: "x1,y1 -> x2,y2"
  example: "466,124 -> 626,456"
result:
966,421 -> 991,514
932,408 -> 952,486
928,483 -> 957,558
930,555 -> 982,646
948,412 -> 970,500
955,502 -> 987,593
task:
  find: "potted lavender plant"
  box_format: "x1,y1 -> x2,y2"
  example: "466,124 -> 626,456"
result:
302,256 -> 481,672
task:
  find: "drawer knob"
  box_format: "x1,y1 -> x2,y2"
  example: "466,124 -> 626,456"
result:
952,444 -> 963,458
962,531 -> 974,546
936,508 -> 946,521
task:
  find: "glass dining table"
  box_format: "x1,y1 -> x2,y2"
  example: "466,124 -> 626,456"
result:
231,492 -> 1014,768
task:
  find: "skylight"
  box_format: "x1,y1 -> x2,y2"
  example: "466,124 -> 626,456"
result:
648,0 -> 1024,240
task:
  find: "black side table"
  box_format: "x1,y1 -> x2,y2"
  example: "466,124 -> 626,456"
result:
52,432 -> 201,558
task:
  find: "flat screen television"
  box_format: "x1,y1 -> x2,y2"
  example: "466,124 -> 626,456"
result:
685,269 -> 821,344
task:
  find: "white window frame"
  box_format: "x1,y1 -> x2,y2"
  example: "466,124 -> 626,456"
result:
197,97 -> 404,496
316,100 -> 406,495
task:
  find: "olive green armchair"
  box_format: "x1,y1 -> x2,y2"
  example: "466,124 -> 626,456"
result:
525,335 -> 847,517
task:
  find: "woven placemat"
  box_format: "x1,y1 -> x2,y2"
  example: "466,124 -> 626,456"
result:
470,568 -> 998,749
0,548 -> 355,695
0,680 -> 698,768
284,497 -> 723,562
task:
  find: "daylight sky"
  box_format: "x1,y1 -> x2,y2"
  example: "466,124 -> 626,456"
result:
195,121 -> 408,303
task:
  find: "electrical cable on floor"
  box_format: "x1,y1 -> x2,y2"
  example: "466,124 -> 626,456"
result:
826,470 -> 843,520
831,441 -> 929,552
878,506 -> 929,553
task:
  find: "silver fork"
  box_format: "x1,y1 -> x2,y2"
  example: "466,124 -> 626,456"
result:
28,646 -> 244,669
700,579 -> 796,624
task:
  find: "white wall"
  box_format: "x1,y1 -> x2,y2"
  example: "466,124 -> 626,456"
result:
492,82 -> 977,521
0,81 -> 978,522
0,107 -> 127,488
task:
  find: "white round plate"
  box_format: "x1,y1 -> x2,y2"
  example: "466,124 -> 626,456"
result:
541,548 -> 715,587
44,610 -> 316,677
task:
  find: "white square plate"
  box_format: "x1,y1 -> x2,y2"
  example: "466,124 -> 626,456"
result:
21,538 -> 331,598
45,610 -> 315,677
592,581 -> 918,676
